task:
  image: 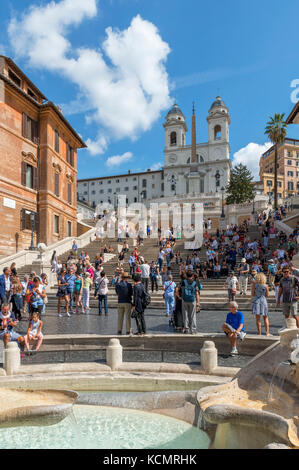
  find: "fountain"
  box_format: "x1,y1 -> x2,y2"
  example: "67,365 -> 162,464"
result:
197,328 -> 299,449
0,387 -> 78,428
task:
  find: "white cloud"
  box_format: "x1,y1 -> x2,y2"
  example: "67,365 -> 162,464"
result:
106,151 -> 133,167
85,135 -> 109,156
231,142 -> 272,180
150,162 -> 163,171
8,0 -> 172,155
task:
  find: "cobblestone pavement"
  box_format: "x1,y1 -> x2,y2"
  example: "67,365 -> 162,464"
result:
14,306 -> 284,337
5,306 -> 284,369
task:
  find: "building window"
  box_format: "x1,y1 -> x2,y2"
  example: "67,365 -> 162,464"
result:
133,186 -> 137,190
27,88 -> 37,100
288,182 -> 294,191
8,69 -> 22,87
54,130 -> 60,153
21,162 -> 38,190
133,177 -> 137,181
20,210 -> 38,231
66,144 -> 74,166
214,125 -> 222,141
68,184 -> 72,204
67,221 -> 72,237
288,160 -> 293,166
54,173 -> 60,197
100,190 -> 104,194
108,180 -> 111,184
152,184 -> 155,189
267,180 -> 273,187
170,132 -> 177,145
124,187 -> 129,191
142,179 -> 147,188
200,178 -> 205,193
22,113 -> 38,144
108,189 -> 112,193
278,182 -> 282,187
91,190 -> 96,195
288,171 -> 294,177
54,215 -> 59,234
116,179 -> 120,183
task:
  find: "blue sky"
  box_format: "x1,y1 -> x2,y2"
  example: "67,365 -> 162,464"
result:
1,0 -> 299,180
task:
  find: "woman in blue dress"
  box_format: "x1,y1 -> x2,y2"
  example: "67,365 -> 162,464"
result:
251,272 -> 270,336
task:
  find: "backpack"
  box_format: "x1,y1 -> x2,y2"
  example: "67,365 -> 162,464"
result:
142,287 -> 151,309
269,264 -> 277,275
182,280 -> 197,302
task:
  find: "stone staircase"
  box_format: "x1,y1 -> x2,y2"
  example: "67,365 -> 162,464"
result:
42,226 -> 282,311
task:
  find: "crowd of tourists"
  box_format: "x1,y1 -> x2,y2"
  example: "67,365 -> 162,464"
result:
0,207 -> 298,355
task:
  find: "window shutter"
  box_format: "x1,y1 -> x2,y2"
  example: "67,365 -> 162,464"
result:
20,209 -> 26,230
54,173 -> 59,197
21,161 -> 27,186
70,147 -> 74,166
33,166 -> 39,191
55,130 -> 59,153
22,113 -> 28,139
68,183 -> 72,204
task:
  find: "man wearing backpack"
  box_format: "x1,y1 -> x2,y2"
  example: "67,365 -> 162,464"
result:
267,259 -> 277,291
181,271 -> 200,334
132,274 -> 147,335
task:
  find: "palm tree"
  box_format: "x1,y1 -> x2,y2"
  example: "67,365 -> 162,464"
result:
265,114 -> 288,209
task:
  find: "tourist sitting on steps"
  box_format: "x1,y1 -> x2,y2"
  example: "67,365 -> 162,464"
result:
24,311 -> 43,354
0,303 -> 25,350
222,301 -> 246,356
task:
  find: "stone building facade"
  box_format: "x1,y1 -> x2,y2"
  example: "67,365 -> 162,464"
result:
259,138 -> 299,199
0,56 -> 86,257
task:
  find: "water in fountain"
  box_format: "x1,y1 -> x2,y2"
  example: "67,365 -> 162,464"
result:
268,362 -> 287,402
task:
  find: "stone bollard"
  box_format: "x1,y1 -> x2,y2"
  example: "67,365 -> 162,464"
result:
4,342 -> 20,376
285,318 -> 297,330
200,341 -> 218,374
106,338 -> 123,371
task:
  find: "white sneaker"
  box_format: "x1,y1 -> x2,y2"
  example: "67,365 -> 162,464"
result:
230,347 -> 238,355
58,313 -> 62,317
238,331 -> 247,341
66,312 -> 71,317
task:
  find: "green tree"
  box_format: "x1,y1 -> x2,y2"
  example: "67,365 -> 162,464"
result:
226,163 -> 255,205
265,113 -> 288,209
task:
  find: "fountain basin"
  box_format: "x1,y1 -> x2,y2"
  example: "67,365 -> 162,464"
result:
0,388 -> 78,428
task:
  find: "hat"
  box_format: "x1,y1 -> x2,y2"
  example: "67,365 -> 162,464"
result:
241,258 -> 246,263
122,272 -> 129,278
268,259 -> 274,263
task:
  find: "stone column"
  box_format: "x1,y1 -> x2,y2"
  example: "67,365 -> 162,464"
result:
200,341 -> 218,374
4,342 -> 20,375
106,338 -> 123,371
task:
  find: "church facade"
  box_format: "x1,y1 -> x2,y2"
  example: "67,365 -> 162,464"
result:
162,97 -> 231,200
77,97 -> 232,214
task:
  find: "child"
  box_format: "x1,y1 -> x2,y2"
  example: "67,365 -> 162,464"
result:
24,312 -> 43,354
74,273 -> 83,313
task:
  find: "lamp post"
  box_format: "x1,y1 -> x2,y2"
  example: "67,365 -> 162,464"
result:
221,187 -> 225,219
215,170 -> 220,193
29,212 -> 35,251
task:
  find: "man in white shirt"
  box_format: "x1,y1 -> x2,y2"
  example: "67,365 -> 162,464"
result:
140,260 -> 150,293
98,271 -> 110,316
